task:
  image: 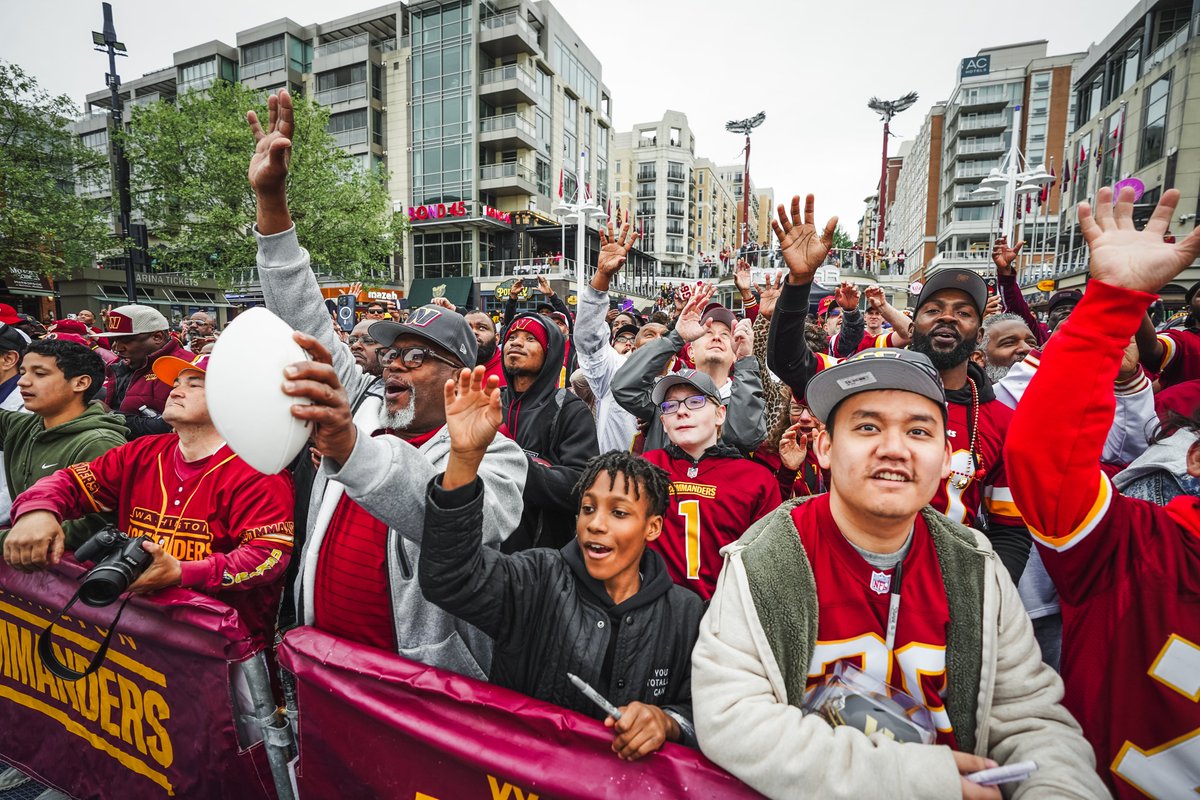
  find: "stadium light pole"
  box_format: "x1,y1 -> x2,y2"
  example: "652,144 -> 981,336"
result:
867,92 -> 918,248
726,112 -> 765,248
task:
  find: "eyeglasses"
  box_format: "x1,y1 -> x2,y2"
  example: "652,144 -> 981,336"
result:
659,394 -> 711,415
614,334 -> 636,344
378,346 -> 460,370
348,335 -> 377,346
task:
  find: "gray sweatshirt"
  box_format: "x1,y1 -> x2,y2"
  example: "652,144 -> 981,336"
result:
256,226 -> 529,679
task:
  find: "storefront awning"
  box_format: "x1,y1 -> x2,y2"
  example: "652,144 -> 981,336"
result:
2,270 -> 55,298
408,277 -> 474,308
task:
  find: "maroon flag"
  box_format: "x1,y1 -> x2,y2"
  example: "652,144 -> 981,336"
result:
277,627 -> 762,800
0,560 -> 275,800
1063,160 -> 1071,186
557,169 -> 563,199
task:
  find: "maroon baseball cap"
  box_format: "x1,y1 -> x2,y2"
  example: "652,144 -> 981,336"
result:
0,304 -> 21,325
701,303 -> 736,331
49,319 -> 91,337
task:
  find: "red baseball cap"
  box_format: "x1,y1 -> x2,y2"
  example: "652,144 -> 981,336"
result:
0,304 -> 21,325
817,296 -> 835,316
49,319 -> 91,337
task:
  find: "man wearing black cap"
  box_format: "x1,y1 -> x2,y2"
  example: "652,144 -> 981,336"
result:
1135,277 -> 1200,389
691,344 -> 1104,800
767,195 -> 1031,581
248,89 -> 529,678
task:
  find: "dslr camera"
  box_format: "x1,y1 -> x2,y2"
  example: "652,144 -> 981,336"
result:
73,528 -> 153,607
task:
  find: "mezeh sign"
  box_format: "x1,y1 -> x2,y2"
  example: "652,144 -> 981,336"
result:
960,55 -> 991,78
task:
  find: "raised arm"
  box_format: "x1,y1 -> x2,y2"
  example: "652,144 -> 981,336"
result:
864,286 -> 913,347
993,237 -> 1050,345
828,282 -> 864,358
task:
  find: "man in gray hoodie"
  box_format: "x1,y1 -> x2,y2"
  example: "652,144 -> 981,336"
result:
249,89 -> 527,679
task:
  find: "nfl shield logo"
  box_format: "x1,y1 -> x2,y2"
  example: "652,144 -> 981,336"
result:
869,570 -> 891,595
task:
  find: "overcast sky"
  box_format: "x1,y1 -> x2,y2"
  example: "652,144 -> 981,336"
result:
4,0 -> 1134,234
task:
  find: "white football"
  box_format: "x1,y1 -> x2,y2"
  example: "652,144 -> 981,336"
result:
206,307 -> 311,474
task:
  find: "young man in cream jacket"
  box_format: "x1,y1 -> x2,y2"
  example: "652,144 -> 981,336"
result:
690,195 -> 1108,800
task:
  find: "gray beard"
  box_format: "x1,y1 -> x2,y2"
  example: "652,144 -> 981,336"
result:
983,363 -> 1010,383
379,386 -> 417,430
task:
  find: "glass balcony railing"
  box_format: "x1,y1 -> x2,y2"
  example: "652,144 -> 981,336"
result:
480,64 -> 537,93
481,10 -> 533,36
315,82 -> 367,106
480,113 -> 535,138
330,127 -> 368,148
314,33 -> 369,60
480,162 -> 536,183
959,113 -> 1007,131
240,54 -> 285,79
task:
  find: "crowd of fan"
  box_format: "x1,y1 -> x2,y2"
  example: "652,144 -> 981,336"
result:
0,89 -> 1196,799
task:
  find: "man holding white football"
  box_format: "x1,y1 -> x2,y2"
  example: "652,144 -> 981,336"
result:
247,89 -> 529,679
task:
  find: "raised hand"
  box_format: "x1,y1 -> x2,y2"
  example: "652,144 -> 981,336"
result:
284,331 -> 355,464
834,281 -> 860,312
348,281 -> 363,298
778,423 -> 809,471
675,283 -> 716,342
536,275 -> 554,296
755,271 -> 784,320
1082,186 -> 1200,294
733,259 -> 752,293
771,194 -> 838,286
246,90 -> 294,199
444,366 -> 502,455
991,236 -> 1024,277
864,285 -> 886,310
430,296 -> 457,312
732,317 -> 754,359
597,222 -> 640,278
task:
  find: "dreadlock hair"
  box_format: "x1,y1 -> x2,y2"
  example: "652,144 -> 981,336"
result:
573,452 -> 671,519
25,339 -> 106,402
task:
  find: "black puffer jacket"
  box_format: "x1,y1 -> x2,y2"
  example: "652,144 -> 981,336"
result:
501,312 -> 598,551
420,476 -> 701,744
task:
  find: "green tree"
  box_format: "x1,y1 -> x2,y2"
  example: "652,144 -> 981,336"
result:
0,61 -> 113,277
122,81 -> 404,284
831,224 -> 855,252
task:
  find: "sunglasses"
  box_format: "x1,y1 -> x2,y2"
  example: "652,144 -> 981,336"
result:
348,335 -> 378,346
378,346 -> 460,370
660,394 -> 712,415
366,308 -> 387,314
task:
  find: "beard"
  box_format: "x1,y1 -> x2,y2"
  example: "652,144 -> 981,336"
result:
379,385 -> 417,430
476,339 -> 497,366
983,363 -> 1010,383
911,326 -> 977,371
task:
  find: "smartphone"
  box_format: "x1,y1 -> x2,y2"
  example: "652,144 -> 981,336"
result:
986,277 -> 998,297
335,294 -> 357,332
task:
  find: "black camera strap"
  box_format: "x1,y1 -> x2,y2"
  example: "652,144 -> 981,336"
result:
37,586 -> 135,681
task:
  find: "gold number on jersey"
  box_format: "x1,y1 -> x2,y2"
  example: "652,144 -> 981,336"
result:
678,499 -> 701,580
1112,634 -> 1200,797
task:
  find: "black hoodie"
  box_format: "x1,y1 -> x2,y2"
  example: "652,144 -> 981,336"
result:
500,312 -> 599,551
420,476 -> 701,743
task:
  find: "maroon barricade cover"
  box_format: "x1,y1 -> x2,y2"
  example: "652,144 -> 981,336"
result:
278,626 -> 764,800
0,559 -> 276,799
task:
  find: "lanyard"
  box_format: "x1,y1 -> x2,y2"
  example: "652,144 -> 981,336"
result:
884,561 -> 904,655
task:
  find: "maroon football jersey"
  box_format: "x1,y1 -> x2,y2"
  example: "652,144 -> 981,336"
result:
642,448 -> 781,599
930,395 -> 1021,530
1154,328 -> 1200,389
793,495 -> 958,748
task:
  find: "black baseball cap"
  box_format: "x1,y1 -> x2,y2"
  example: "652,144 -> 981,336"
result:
806,348 -> 946,424
1186,280 -> 1200,306
652,369 -> 723,406
1047,289 -> 1083,315
0,323 -> 31,354
369,305 -> 477,368
612,323 -> 640,341
915,268 -> 987,317
701,302 -> 737,330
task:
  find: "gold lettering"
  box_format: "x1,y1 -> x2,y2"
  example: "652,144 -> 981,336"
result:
117,673 -> 147,755
76,652 -> 100,722
6,620 -> 36,685
144,689 -> 173,768
97,667 -> 120,737
33,647 -> 62,702
487,775 -> 539,800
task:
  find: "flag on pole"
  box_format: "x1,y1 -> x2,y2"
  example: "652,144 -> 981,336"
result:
1062,160 -> 1071,186
557,169 -> 563,199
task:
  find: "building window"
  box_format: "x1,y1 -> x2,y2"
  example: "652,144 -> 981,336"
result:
327,109 -> 368,147
241,36 -> 285,78
1076,71 -> 1102,128
1100,111 -> 1121,185
413,230 -> 472,279
1140,72 -> 1170,167
638,129 -> 656,147
1073,132 -> 1092,203
669,127 -> 681,147
179,59 -> 217,92
536,157 -> 550,195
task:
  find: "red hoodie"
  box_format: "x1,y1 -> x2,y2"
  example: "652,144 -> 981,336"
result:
1006,279 -> 1200,798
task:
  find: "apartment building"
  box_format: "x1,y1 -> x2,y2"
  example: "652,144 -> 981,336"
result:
1053,0 -> 1200,305
70,0 -> 617,317
887,107 -> 945,278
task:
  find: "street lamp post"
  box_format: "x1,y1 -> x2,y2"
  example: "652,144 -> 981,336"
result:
978,104 -> 1053,268
725,112 -> 765,249
92,2 -> 137,303
554,149 -> 606,305
867,92 -> 919,248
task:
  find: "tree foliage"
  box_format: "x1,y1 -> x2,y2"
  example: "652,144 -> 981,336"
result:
832,224 -> 855,252
122,81 -> 404,284
0,60 -> 114,277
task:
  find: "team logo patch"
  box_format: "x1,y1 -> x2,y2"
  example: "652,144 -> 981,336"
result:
869,570 -> 891,595
408,306 -> 443,327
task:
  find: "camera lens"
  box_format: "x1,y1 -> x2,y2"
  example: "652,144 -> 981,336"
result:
78,564 -> 132,607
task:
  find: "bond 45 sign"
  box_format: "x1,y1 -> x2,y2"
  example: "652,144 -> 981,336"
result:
408,201 -> 469,222
0,560 -> 276,799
